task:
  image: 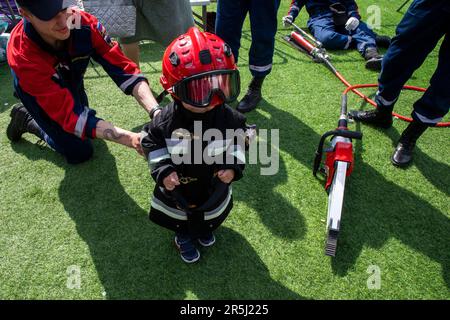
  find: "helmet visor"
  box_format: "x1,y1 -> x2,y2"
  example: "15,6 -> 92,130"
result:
172,70 -> 240,107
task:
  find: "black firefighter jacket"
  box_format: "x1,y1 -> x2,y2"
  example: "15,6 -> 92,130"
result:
141,101 -> 247,236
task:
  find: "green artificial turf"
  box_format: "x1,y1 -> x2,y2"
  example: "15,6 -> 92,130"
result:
0,1 -> 448,299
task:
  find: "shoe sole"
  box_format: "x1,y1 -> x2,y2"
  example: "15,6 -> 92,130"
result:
198,237 -> 216,247
179,252 -> 200,264
391,156 -> 411,168
174,238 -> 200,263
236,97 -> 262,114
236,105 -> 258,114
365,59 -> 382,71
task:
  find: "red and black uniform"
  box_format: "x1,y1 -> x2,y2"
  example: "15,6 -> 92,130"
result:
7,11 -> 147,163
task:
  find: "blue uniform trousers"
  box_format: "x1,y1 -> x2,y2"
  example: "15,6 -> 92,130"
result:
215,0 -> 281,78
13,70 -> 94,164
376,0 -> 450,125
307,12 -> 377,56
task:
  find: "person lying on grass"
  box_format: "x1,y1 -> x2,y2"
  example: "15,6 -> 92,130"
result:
282,0 -> 391,71
7,0 -> 161,164
141,27 -> 249,263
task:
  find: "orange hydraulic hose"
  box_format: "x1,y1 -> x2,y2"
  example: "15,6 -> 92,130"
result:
288,31 -> 450,127
342,83 -> 449,127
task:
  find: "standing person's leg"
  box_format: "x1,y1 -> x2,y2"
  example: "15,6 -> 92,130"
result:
215,0 -> 249,62
378,0 -> 447,111
349,0 -> 448,128
392,32 -> 450,166
119,0 -> 149,67
236,0 -> 280,113
120,1 -> 195,65
247,0 -> 280,78
142,0 -> 194,47
121,43 -> 140,66
412,34 -> 450,126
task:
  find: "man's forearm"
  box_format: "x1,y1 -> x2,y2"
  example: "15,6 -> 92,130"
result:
132,81 -> 160,114
95,120 -> 136,148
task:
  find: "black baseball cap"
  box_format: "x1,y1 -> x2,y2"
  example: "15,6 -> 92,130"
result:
16,0 -> 78,21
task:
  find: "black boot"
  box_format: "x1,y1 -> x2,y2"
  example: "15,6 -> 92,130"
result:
348,107 -> 393,129
375,35 -> 391,49
7,103 -> 44,142
364,47 -> 383,71
391,121 -> 428,167
237,76 -> 265,113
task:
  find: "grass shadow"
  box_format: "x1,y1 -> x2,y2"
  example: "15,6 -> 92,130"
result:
354,95 -> 450,197
230,99 -> 307,241
244,98 -> 449,288
11,139 -> 304,299
381,128 -> 450,198
333,101 -> 450,288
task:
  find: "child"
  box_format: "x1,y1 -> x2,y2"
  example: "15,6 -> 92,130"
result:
141,27 -> 248,263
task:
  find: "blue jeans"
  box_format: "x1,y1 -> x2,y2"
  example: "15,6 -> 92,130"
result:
307,13 -> 377,56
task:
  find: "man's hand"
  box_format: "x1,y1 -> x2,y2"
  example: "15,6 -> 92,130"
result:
163,172 -> 180,191
345,17 -> 360,31
282,15 -> 294,27
217,169 -> 235,184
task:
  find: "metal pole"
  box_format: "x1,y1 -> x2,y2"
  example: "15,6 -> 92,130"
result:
288,20 -> 323,48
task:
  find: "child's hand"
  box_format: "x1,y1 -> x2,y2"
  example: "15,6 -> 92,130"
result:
163,172 -> 180,191
217,169 -> 235,184
131,133 -> 144,156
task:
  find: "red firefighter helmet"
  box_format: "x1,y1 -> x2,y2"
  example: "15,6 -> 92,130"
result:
160,27 -> 240,107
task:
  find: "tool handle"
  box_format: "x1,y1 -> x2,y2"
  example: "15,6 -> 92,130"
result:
313,130 -> 362,177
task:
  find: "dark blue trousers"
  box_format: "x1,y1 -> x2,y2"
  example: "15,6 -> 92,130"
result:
215,0 -> 281,78
12,71 -> 94,164
377,0 -> 450,125
307,13 -> 377,56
